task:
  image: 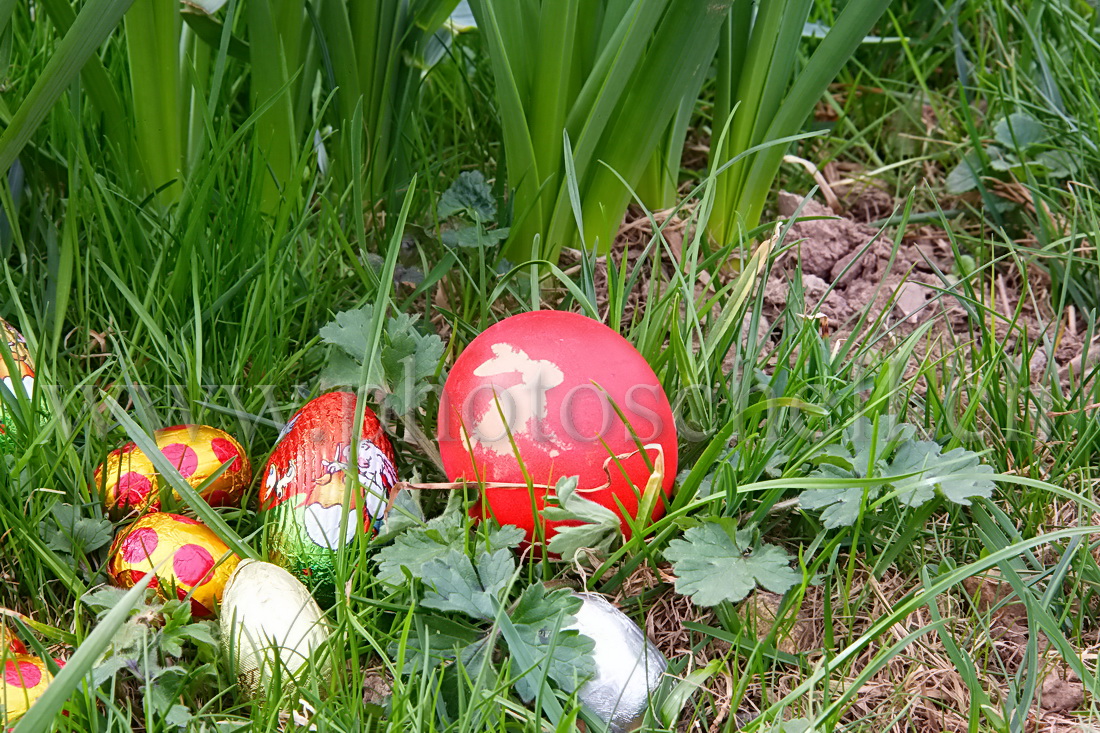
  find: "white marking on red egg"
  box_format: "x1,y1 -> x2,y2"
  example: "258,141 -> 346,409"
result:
469,343 -> 566,455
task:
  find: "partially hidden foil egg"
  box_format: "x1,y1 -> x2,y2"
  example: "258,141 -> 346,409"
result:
220,559 -> 330,698
95,424 -> 252,517
1,654 -> 54,724
437,311 -> 678,545
1,625 -> 28,655
259,392 -> 398,605
107,513 -> 240,617
566,593 -> 667,733
0,317 -> 43,453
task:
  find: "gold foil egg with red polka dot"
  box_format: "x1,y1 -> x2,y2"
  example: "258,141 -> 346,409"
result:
95,424 -> 252,517
107,513 -> 240,617
1,654 -> 54,724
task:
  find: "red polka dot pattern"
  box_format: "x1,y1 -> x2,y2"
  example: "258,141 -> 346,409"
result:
3,659 -> 41,688
173,543 -> 214,586
210,438 -> 242,472
107,513 -> 239,618
95,425 -> 252,516
121,527 -> 159,562
161,443 -> 199,478
116,472 -> 153,504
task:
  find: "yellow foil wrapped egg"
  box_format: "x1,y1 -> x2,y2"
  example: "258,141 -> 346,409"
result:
1,654 -> 54,724
107,513 -> 240,617
95,424 -> 252,517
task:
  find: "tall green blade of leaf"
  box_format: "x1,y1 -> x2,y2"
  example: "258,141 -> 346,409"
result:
708,0 -> 892,244
36,0 -> 132,161
545,0 -> 732,258
0,0 -> 136,175
736,0 -> 891,226
125,0 -> 183,203
248,0 -> 305,213
469,0 -> 541,244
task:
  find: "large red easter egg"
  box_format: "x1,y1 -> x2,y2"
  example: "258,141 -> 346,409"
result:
437,311 -> 677,543
259,392 -> 398,604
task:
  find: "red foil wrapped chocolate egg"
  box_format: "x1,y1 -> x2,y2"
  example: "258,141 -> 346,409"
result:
95,424 -> 252,517
107,513 -> 240,617
259,391 -> 398,604
437,311 -> 677,543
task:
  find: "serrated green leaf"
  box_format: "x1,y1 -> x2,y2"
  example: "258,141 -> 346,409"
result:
375,514 -> 467,586
420,548 -> 515,620
507,584 -> 594,701
375,504 -> 523,587
664,523 -> 800,607
164,704 -> 193,729
799,470 -> 880,529
399,616 -> 486,672
46,503 -> 114,554
438,170 -> 496,221
931,448 -> 996,505
320,306 -> 443,414
885,439 -> 941,506
543,476 -> 621,562
319,306 -> 374,361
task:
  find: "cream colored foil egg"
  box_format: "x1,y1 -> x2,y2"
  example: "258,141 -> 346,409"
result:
567,592 -> 668,733
220,559 -> 330,698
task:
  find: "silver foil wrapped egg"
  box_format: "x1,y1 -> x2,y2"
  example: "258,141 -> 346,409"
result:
567,592 -> 667,732
220,559 -> 331,698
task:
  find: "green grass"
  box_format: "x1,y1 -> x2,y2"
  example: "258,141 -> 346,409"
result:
2,0 -> 1100,730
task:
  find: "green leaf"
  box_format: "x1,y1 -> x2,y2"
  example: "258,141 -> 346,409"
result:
376,500 -> 524,587
884,439 -> 942,506
929,448 -> 996,505
320,306 -> 444,414
420,548 -> 516,620
375,513 -> 468,586
799,465 -> 880,529
543,476 -> 621,562
441,225 -> 510,248
993,112 -> 1047,149
399,615 -> 486,672
381,313 -> 446,414
507,584 -> 595,701
664,521 -> 800,607
945,151 -> 982,194
1032,149 -> 1078,178
45,503 -> 113,555
319,307 -> 374,367
438,170 -> 497,221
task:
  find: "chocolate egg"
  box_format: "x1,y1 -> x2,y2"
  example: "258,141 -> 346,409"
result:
220,559 -> 330,698
107,513 -> 240,617
95,424 -> 252,516
1,654 -> 53,724
259,392 -> 398,604
1,626 -> 27,655
566,593 -> 667,732
0,317 -> 41,452
437,311 -> 677,543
